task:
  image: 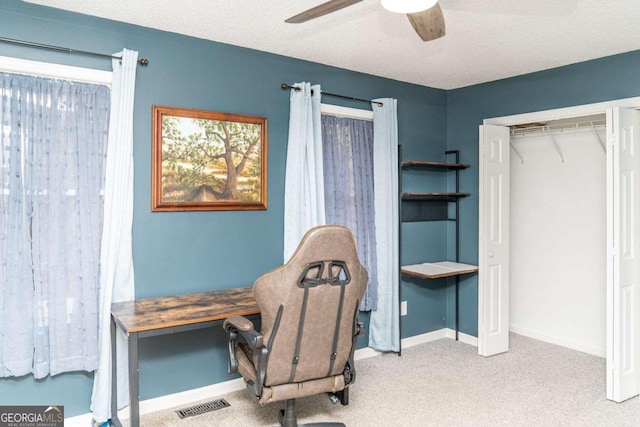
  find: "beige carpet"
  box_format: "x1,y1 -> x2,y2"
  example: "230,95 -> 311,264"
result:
135,334 -> 640,426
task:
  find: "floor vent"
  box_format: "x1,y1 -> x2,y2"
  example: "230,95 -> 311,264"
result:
175,399 -> 230,419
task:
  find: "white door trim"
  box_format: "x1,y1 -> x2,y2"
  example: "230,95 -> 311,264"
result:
483,96 -> 640,127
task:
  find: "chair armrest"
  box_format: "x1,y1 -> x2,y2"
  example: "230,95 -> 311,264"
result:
223,315 -> 254,332
223,316 -> 264,375
224,316 -> 263,348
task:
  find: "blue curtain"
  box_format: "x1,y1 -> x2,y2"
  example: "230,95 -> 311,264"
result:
321,114 -> 378,311
91,49 -> 139,423
369,98 -> 400,352
0,72 -> 110,378
283,82 -> 325,261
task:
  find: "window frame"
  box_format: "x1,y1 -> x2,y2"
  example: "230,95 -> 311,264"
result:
321,103 -> 373,121
0,55 -> 112,86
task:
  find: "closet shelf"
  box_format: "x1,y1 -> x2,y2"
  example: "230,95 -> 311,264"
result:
402,160 -> 470,170
401,261 -> 479,280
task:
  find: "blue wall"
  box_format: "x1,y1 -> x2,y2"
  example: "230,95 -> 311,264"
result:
0,0 -> 448,417
447,50 -> 640,337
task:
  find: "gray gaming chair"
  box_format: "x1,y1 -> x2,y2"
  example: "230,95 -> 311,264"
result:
223,225 -> 367,427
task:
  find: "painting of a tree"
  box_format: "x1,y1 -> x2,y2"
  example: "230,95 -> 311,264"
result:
152,106 -> 267,211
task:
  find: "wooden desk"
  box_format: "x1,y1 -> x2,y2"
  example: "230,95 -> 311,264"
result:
110,287 -> 259,427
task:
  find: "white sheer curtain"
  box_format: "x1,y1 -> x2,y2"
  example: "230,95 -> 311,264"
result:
369,98 -> 400,352
283,82 -> 325,261
91,49 -> 138,424
0,71 -> 110,378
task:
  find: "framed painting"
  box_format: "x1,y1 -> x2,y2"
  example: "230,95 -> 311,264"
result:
152,106 -> 267,211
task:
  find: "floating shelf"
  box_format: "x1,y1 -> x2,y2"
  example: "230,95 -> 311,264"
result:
402,192 -> 470,202
401,192 -> 470,221
402,160 -> 470,170
401,261 -> 479,280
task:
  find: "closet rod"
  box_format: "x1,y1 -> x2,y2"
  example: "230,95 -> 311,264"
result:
510,119 -> 606,137
281,83 -> 383,107
0,37 -> 149,66
511,119 -> 607,164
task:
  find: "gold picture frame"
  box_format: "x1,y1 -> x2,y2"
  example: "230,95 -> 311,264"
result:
152,106 -> 267,212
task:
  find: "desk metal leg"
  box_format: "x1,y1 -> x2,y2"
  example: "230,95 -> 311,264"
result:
455,277 -> 459,341
128,332 -> 140,427
110,318 -> 122,427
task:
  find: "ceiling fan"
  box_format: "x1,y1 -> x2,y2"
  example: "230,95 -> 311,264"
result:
285,0 -> 446,42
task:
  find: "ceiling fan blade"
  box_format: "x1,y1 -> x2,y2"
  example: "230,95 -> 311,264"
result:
407,3 -> 446,42
285,0 -> 363,23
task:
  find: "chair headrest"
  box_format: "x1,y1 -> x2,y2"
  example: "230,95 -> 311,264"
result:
286,225 -> 361,269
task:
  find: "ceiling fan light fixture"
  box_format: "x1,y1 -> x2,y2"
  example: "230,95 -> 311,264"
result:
380,0 -> 438,14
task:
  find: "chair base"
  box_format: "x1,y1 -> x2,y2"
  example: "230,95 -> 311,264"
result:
279,399 -> 346,427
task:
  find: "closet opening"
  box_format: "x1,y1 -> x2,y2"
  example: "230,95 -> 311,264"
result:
508,114 -> 607,358
478,96 -> 640,403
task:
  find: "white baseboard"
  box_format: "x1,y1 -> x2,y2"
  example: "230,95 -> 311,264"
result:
443,328 -> 479,347
64,377 -> 247,427
354,328 -> 452,360
404,328 -> 477,348
510,324 -> 605,358
352,328 -> 477,360
65,328 -> 477,426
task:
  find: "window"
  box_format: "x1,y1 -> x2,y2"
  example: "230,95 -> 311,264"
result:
0,58 -> 111,378
321,104 -> 378,310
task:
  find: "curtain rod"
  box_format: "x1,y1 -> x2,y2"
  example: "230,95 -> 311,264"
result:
281,83 -> 382,107
0,37 -> 149,66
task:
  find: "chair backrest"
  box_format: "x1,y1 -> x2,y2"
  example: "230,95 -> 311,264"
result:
253,225 -> 368,387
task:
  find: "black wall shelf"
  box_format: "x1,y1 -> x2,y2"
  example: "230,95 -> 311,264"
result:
398,149 -> 477,348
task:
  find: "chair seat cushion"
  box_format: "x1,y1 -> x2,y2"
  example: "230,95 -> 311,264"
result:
238,340 -> 346,405
259,374 -> 346,405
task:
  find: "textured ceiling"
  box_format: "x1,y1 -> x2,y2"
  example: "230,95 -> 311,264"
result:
24,0 -> 640,89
